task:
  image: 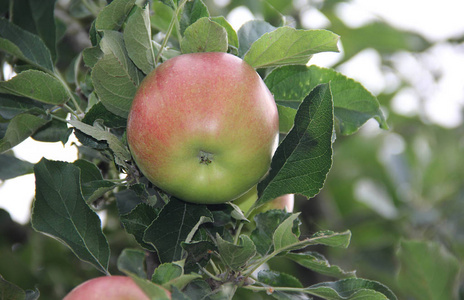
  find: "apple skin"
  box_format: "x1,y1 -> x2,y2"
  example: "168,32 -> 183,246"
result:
234,184 -> 294,216
127,52 -> 279,204
63,276 -> 169,300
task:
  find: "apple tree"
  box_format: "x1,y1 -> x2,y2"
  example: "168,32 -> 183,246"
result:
0,0 -> 410,299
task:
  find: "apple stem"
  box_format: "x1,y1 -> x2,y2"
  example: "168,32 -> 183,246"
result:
155,0 -> 188,65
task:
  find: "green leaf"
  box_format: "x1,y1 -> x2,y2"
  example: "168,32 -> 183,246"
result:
250,210 -> 297,256
31,116 -> 71,144
159,0 -> 179,10
82,46 -> 103,68
144,198 -> 213,263
27,0 -> 58,60
150,2 -> 173,33
31,158 -> 110,274
180,0 -> 209,35
305,278 -> 397,300
396,239 -> 460,300
0,94 -> 46,120
73,159 -> 115,203
73,159 -> 104,182
82,101 -> 127,128
0,153 -> 34,180
115,188 -> 144,215
128,275 -> 172,300
24,289 -> 40,300
69,120 -> 131,167
210,16 -> 239,50
276,104 -> 297,133
264,65 -> 388,135
92,31 -> 143,118
286,251 -> 356,279
171,286 -> 193,300
292,230 -> 352,254
0,18 -> 54,71
272,214 -> 351,254
181,17 -> 228,54
124,5 -> 155,75
152,263 -> 183,285
95,0 -> 136,31
216,234 -> 256,270
256,83 -> 333,207
117,248 -> 147,279
151,261 -> 202,291
273,213 -> 300,252
258,270 -> 303,288
182,240 -> 217,273
0,275 -> 26,300
120,203 -> 158,251
0,70 -> 68,105
0,113 -> 49,153
243,27 -> 339,69
237,20 -> 276,58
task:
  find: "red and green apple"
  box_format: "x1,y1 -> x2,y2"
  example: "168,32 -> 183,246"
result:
63,275 -> 170,300
127,52 -> 279,204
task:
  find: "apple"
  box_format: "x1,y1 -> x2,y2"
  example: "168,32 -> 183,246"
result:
63,275 -> 170,300
127,52 -> 279,204
234,184 -> 294,217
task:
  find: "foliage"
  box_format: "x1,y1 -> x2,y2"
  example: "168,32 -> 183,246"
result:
0,0 -> 461,299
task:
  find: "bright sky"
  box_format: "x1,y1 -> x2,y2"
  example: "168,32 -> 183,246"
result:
1,0 -> 464,224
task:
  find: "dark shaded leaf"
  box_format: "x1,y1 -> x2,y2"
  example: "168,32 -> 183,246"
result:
182,240 -> 217,273
120,202 -> 158,251
0,18 -> 54,71
32,118 -> 72,144
258,270 -> 303,288
216,234 -> 256,270
31,158 -> 110,274
82,102 -> 127,128
0,113 -> 49,153
144,198 -> 213,263
257,84 -> 333,207
0,94 -> 46,120
250,210 -> 295,256
28,0 -> 58,60
0,153 -> 34,180
0,275 -> 26,300
117,248 -> 147,279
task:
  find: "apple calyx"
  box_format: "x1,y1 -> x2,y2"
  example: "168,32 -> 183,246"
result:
199,150 -> 214,165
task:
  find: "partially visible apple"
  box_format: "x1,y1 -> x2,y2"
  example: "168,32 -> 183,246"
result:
127,52 -> 279,204
234,184 -> 294,217
63,276 -> 170,300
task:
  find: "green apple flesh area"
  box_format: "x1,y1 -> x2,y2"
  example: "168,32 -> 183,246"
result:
127,52 -> 279,204
63,276 -> 162,300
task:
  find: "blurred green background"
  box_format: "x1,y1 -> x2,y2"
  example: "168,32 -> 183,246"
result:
1,0 -> 463,299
